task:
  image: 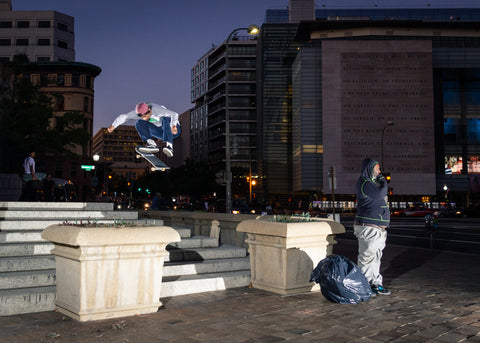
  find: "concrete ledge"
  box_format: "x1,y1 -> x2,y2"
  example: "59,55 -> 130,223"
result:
0,202 -> 114,211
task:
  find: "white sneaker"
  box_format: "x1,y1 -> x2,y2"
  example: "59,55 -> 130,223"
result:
146,139 -> 157,148
138,139 -> 159,153
163,145 -> 173,157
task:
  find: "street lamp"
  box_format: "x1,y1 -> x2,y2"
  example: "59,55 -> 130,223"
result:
443,184 -> 448,202
92,154 -> 100,201
225,24 -> 260,214
93,154 -> 99,175
381,121 -> 394,169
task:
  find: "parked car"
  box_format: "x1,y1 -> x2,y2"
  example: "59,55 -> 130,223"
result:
391,206 -> 438,217
438,206 -> 464,218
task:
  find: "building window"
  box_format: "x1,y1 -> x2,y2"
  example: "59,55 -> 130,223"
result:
0,21 -> 12,28
37,38 -> 50,46
57,22 -> 68,31
16,38 -> 29,46
36,57 -> 50,62
0,39 -> 11,46
58,40 -> 68,49
57,73 -> 65,86
71,73 -> 79,87
38,20 -> 51,28
83,97 -> 89,112
17,21 -> 30,28
40,74 -> 48,86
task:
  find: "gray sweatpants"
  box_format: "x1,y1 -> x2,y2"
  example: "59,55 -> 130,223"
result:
353,223 -> 387,286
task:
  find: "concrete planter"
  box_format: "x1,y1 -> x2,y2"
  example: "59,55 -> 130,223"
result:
237,218 -> 345,295
41,224 -> 180,322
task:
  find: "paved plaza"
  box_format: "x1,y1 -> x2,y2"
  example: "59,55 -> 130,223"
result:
0,240 -> 479,343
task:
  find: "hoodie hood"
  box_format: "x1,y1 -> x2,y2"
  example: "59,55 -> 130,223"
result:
360,158 -> 379,181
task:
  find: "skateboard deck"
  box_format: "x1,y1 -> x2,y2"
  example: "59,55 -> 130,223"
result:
135,146 -> 170,172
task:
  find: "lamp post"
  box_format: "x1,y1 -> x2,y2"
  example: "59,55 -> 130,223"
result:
381,121 -> 394,169
93,154 -> 99,177
92,154 -> 99,200
93,154 -> 108,199
443,184 -> 448,202
225,24 -> 259,214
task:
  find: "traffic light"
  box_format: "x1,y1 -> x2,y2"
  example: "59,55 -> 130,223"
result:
384,173 -> 391,183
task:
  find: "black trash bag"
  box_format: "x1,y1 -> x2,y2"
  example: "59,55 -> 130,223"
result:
310,254 -> 373,304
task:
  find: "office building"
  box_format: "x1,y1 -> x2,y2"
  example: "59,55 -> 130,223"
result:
258,4 -> 480,207
191,33 -> 258,196
0,0 -> 75,62
92,125 -> 153,186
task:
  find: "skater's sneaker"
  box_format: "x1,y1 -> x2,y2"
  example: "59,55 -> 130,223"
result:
163,144 -> 173,157
371,284 -> 391,295
138,139 -> 159,153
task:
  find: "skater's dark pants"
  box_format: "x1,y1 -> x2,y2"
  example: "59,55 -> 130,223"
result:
135,117 -> 181,144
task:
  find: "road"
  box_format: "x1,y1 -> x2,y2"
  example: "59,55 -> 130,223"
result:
339,216 -> 480,255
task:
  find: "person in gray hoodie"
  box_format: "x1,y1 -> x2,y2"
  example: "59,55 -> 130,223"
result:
354,158 -> 391,295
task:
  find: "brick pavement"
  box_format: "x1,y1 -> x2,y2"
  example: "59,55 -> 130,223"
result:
0,240 -> 479,343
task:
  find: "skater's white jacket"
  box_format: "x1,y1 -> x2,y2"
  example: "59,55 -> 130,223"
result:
110,103 -> 179,129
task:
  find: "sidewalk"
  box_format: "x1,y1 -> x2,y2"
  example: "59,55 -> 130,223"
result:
1,240 -> 479,343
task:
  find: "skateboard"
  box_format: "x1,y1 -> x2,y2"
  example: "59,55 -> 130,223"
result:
135,146 -> 170,172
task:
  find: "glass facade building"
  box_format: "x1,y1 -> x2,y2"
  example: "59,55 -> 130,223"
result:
259,7 -> 480,207
257,24 -> 299,200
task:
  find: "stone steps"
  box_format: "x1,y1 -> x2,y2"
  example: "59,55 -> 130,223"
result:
0,255 -> 55,272
0,269 -> 56,290
161,270 -> 251,297
0,202 -> 113,211
163,257 -> 250,277
0,202 -> 251,316
0,210 -> 138,220
0,241 -> 54,257
166,244 -> 248,262
0,286 -> 56,316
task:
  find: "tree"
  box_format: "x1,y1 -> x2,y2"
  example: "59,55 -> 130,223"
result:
0,56 -> 90,173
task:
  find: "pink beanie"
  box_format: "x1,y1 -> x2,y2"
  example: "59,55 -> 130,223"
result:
135,102 -> 149,115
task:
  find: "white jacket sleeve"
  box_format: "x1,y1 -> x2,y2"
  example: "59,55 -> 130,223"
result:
168,109 -> 179,127
110,110 -> 138,128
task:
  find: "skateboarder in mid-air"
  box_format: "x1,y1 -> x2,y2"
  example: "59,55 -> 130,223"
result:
107,102 -> 181,157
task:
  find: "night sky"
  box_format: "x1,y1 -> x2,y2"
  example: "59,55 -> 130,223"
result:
10,0 -> 480,133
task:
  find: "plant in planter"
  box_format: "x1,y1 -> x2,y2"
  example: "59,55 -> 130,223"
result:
269,212 -> 315,222
41,221 -> 181,322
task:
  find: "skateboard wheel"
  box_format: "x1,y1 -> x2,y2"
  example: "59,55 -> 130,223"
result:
136,154 -> 141,159
151,167 -> 156,172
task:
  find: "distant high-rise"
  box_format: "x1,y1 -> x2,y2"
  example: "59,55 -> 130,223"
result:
191,35 -> 258,186
258,5 -> 480,207
0,0 -> 75,62
288,0 -> 315,23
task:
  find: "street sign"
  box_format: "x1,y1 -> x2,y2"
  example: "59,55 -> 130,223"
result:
81,165 -> 95,171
